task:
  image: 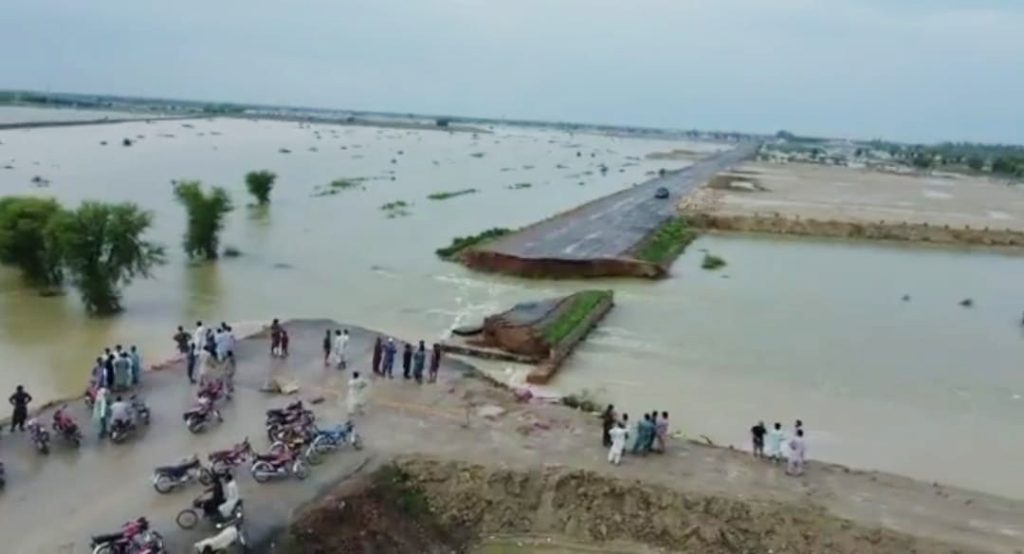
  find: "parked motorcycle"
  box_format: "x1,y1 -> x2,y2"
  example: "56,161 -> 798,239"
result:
305,421 -> 363,464
152,454 -> 213,494
198,379 -> 231,405
26,419 -> 50,455
176,493 -> 244,530
207,438 -> 253,474
193,522 -> 247,553
250,449 -> 308,483
265,404 -> 314,442
184,398 -> 222,434
90,517 -> 164,554
52,405 -> 83,447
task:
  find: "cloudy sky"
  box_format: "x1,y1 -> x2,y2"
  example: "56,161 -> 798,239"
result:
4,0 -> 1022,143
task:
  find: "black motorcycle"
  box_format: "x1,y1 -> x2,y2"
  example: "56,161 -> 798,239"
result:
26,419 -> 50,455
152,455 -> 213,494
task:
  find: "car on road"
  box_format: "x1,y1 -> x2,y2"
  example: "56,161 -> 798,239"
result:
654,187 -> 670,199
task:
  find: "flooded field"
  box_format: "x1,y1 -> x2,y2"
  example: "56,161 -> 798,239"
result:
1,107 -> 1022,498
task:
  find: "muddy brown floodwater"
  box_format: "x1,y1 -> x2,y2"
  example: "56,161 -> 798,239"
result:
1,107 -> 1023,504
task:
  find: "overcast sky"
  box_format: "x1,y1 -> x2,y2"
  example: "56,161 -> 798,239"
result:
4,0 -> 1022,144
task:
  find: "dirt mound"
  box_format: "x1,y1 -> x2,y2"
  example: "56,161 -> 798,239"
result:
285,465 -> 473,553
286,457 -> 967,554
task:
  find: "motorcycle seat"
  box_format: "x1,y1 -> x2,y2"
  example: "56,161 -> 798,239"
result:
90,532 -> 123,545
155,458 -> 199,476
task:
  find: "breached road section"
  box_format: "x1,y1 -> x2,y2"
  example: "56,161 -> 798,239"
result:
441,290 -> 614,384
447,143 -> 759,279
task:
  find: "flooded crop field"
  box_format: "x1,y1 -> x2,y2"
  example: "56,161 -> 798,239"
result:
1,107 -> 1023,498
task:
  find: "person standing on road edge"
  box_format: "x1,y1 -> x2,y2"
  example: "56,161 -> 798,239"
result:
402,342 -> 413,379
765,422 -> 784,463
174,326 -> 190,355
186,341 -> 198,384
382,338 -> 396,378
372,337 -> 383,375
8,385 -> 32,432
601,404 -> 616,447
129,345 -> 142,386
428,343 -> 442,383
787,429 -> 806,476
322,330 -> 333,366
412,341 -> 426,383
655,411 -> 669,452
608,422 -> 628,465
92,386 -> 110,438
751,421 -> 766,459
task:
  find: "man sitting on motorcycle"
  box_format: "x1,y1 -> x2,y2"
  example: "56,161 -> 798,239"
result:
200,472 -> 225,518
109,396 -> 132,427
218,471 -> 240,519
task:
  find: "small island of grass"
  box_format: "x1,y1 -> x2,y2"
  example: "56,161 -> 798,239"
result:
380,200 -> 411,218
428,188 -> 479,201
633,217 -> 697,266
701,253 -> 727,270
542,290 -> 611,345
436,227 -> 511,259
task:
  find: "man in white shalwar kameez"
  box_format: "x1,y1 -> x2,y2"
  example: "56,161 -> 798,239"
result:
607,423 -> 628,465
346,371 -> 368,416
332,329 -> 350,369
786,429 -> 806,476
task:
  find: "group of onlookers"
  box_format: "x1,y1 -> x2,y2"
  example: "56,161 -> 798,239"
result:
368,336 -> 442,384
601,405 -> 670,465
174,321 -> 237,385
751,419 -> 806,476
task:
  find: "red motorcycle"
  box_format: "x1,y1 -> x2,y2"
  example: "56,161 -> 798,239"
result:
52,405 -> 83,448
207,438 -> 254,473
198,379 -> 231,405
250,448 -> 308,483
90,516 -> 165,553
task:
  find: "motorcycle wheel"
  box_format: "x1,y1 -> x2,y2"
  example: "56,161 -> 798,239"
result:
268,441 -> 288,456
176,508 -> 199,529
186,417 -> 204,434
90,543 -> 113,554
199,467 -> 213,486
71,435 -> 82,448
351,433 -> 364,451
110,431 -> 124,444
265,425 -> 279,443
293,461 -> 309,480
39,443 -> 49,456
153,474 -> 176,494
251,461 -> 272,483
305,446 -> 323,466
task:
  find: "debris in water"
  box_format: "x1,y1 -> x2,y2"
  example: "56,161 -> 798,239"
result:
959,298 -> 973,307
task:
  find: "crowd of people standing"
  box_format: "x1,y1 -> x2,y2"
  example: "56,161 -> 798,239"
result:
174,321 -> 237,385
751,419 -> 806,476
601,405 -> 670,465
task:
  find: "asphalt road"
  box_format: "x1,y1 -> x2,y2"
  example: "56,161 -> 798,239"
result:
483,142 -> 760,260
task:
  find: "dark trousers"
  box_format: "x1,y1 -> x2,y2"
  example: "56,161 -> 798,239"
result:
186,353 -> 197,383
11,407 -> 27,431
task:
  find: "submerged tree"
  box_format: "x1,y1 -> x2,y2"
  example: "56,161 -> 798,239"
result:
47,202 -> 165,315
0,196 -> 65,292
245,170 -> 276,205
174,180 -> 233,260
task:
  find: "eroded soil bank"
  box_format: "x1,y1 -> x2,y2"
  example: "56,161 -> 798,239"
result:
685,211 -> 1024,248
281,457 -> 969,554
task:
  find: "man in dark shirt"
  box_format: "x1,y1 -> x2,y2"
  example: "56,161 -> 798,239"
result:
9,385 -> 32,432
751,421 -> 767,459
174,326 -> 190,354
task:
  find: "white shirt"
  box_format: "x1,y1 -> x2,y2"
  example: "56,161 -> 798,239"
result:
109,401 -> 131,422
193,326 -> 206,349
609,426 -> 628,449
334,334 -> 349,354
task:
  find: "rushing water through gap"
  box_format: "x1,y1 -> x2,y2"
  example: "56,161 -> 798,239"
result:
1,107 -> 1023,498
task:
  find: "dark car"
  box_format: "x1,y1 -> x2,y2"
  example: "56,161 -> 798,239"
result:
654,187 -> 670,199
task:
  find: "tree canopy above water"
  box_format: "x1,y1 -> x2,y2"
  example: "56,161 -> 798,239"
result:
0,196 -> 64,291
245,170 -> 276,205
174,180 -> 233,260
47,201 -> 165,315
